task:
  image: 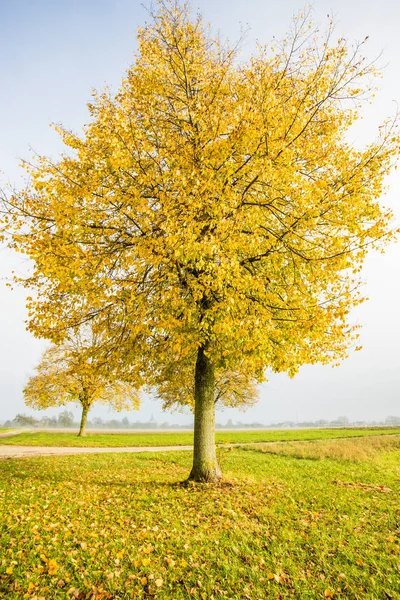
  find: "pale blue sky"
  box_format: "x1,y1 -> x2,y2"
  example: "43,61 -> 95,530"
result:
1,0 -> 399,424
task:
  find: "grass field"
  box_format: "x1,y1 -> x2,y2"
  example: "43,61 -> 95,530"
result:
0,435 -> 399,599
1,427 -> 400,447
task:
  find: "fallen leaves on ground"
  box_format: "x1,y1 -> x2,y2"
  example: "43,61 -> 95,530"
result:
0,441 -> 399,599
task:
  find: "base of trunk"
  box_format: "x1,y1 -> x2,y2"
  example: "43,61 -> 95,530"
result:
187,463 -> 222,483
77,432 -> 86,437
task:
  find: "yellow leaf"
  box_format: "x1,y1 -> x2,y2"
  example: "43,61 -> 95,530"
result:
48,558 -> 59,575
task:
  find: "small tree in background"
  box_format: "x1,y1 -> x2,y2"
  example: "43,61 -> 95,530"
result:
24,328 -> 141,436
153,356 -> 259,412
14,414 -> 39,428
57,410 -> 75,428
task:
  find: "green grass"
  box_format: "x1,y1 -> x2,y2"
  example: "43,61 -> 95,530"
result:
0,428 -> 16,433
1,436 -> 399,599
1,427 -> 400,447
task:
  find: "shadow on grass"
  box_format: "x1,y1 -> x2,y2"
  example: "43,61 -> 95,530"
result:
2,457 -> 252,493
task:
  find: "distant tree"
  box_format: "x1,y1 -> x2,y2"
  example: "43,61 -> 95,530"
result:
153,356 -> 259,413
40,415 -> 58,427
14,414 -> 38,427
385,415 -> 400,426
23,327 -> 141,436
57,410 -> 75,428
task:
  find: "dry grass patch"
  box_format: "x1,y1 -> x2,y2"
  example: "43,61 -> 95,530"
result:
250,434 -> 400,462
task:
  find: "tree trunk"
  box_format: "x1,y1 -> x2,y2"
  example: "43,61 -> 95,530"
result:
78,403 -> 89,437
188,345 -> 221,482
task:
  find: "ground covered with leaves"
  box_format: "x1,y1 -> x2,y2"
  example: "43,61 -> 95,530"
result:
1,436 -> 399,599
1,428 -> 399,447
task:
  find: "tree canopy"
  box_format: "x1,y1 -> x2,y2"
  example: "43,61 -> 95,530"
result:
24,327 -> 141,436
153,355 -> 259,412
2,1 -> 399,478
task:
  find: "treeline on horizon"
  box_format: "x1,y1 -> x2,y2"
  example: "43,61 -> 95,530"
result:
3,411 -> 400,430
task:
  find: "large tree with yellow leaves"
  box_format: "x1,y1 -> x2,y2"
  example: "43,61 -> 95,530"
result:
2,2 -> 399,480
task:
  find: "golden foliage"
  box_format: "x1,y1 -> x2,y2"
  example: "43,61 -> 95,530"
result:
24,325 -> 141,414
2,1 -> 400,401
152,355 -> 259,411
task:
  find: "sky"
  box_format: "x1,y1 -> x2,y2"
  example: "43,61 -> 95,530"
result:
0,0 -> 399,425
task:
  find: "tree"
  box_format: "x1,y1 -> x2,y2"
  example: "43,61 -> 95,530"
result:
40,415 -> 58,427
57,410 -> 75,428
14,414 -> 38,428
385,415 -> 400,426
152,355 -> 259,412
23,327 -> 141,436
336,416 -> 349,427
2,2 -> 399,479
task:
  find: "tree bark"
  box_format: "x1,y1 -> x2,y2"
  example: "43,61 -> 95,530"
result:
188,345 -> 221,482
78,403 -> 89,437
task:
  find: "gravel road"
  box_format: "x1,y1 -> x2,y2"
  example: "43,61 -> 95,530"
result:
0,445 -> 194,459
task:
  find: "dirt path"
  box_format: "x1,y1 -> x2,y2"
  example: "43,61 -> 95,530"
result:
0,429 -> 30,439
2,432 -> 394,460
0,445 -> 194,459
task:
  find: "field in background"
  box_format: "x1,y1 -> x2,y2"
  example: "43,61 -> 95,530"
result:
1,427 -> 400,447
246,434 -> 400,462
1,435 -> 399,599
